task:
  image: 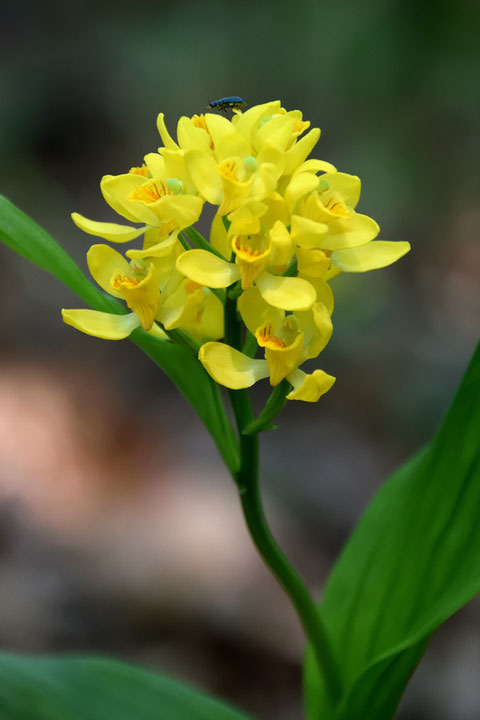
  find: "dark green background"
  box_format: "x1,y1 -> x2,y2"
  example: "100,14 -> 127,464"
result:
0,1 -> 479,718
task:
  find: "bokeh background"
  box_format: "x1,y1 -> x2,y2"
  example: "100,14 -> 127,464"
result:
1,0 -> 479,718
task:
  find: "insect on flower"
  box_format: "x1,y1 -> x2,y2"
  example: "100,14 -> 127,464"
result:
208,96 -> 246,114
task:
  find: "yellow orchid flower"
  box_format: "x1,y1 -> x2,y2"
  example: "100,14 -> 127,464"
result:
197,279 -> 334,399
156,103 -> 318,218
198,340 -> 335,402
71,148 -> 204,247
176,238 -> 316,312
62,244 -> 164,339
286,169 -> 410,276
63,101 -> 411,407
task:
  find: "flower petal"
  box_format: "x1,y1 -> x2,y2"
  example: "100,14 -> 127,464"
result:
317,212 -> 380,251
71,213 -> 147,243
144,152 -> 165,177
322,172 -> 361,208
113,262 -> 161,331
199,342 -> 269,389
157,286 -> 205,330
157,113 -> 179,150
204,113 -> 236,151
286,368 -> 336,402
210,211 -> 231,259
283,128 -> 321,175
256,272 -> 316,311
177,116 -> 212,153
184,149 -> 222,205
238,286 -> 284,336
232,101 -> 282,140
285,173 -> 320,212
126,232 -> 178,259
87,244 -> 130,297
101,174 -> 159,225
228,199 -> 268,236
62,309 -> 141,340
294,159 -> 337,176
295,246 -> 331,277
332,240 -> 411,272
176,249 -> 240,288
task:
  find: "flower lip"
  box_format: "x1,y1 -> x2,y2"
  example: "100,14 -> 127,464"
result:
129,180 -> 172,204
256,323 -> 288,349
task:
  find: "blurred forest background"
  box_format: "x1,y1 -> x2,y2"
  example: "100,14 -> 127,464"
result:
0,0 -> 479,718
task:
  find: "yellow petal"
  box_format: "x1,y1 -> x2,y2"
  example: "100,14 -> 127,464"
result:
256,143 -> 285,179
286,368 -> 336,402
101,174 -> 159,225
157,113 -> 179,150
184,149 -> 222,204
210,211 -> 231,259
320,212 -> 380,251
233,234 -> 272,290
177,116 -> 213,153
303,276 -> 335,314
126,232 -> 178,259
204,113 -> 235,152
157,286 -> 205,330
188,290 -> 224,340
62,309 -> 141,340
238,286 -> 284,336
294,159 -> 337,176
232,101 -> 282,140
256,272 -> 316,311
99,174 -> 140,223
256,325 -> 304,386
199,342 -> 269,389
143,152 -> 165,177
259,192 -> 290,230
290,215 -> 330,248
71,213 -> 147,243
254,116 -> 296,153
332,241 -> 411,272
268,220 -> 293,268
162,149 -> 197,195
322,172 -> 361,208
283,128 -> 321,175
217,157 -> 254,216
112,262 -> 161,331
87,244 -> 130,298
176,249 -> 240,288
285,173 -> 320,212
216,131 -> 251,162
228,199 -> 268,236
295,246 -> 331,277
159,194 -> 204,228
296,303 -> 333,360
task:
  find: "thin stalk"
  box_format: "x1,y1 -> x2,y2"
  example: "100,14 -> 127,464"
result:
230,389 -> 342,708
224,291 -> 342,708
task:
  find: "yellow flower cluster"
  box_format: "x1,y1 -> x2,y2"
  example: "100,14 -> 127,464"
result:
63,101 -> 410,402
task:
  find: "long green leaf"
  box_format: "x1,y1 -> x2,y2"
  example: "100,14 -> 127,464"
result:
305,341 -> 480,719
0,196 -> 238,474
0,653 -> 252,720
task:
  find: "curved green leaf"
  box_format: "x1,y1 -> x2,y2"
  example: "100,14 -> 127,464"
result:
305,340 -> 480,719
0,653 -> 252,720
0,196 -> 238,474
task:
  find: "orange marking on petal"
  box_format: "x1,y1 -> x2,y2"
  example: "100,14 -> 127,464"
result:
129,164 -> 150,177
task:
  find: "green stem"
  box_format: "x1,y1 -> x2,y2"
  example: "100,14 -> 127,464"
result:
224,297 -> 341,707
183,226 -> 226,259
243,379 -> 291,435
229,389 -> 342,708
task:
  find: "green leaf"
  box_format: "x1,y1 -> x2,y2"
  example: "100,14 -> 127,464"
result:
305,340 -> 480,719
0,196 -> 238,474
0,653 -> 253,720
